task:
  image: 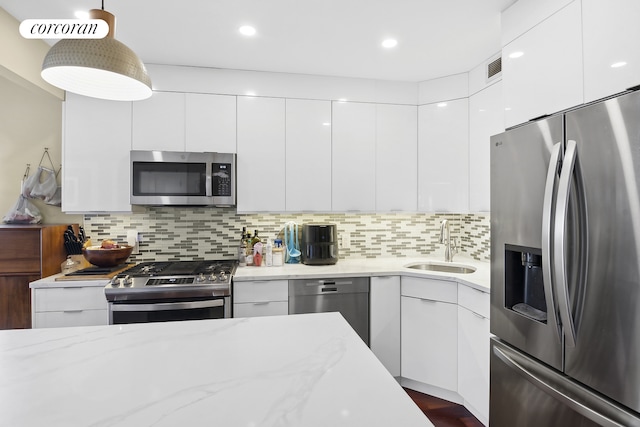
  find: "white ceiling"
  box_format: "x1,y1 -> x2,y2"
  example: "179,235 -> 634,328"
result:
1,0 -> 517,82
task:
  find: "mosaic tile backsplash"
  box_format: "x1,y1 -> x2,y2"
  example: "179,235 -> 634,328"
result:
84,208 -> 490,263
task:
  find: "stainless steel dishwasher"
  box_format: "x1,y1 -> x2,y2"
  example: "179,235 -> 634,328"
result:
289,277 -> 369,346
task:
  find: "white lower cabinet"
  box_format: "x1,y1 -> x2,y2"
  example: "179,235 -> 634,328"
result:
370,276 -> 401,376
31,285 -> 108,328
233,280 -> 288,318
401,277 -> 458,394
457,284 -> 490,425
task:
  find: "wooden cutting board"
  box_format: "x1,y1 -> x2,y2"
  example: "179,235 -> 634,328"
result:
55,262 -> 134,281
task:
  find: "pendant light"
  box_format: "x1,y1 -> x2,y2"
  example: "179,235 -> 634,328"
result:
41,3 -> 152,101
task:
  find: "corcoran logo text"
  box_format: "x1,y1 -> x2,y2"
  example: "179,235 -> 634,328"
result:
19,19 -> 109,39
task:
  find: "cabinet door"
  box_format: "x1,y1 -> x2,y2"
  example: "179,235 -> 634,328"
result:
285,99 -> 332,212
583,0 -> 640,102
458,306 -> 490,424
332,101 -> 376,211
233,301 -> 288,318
502,1 -> 583,128
63,93 -> 132,212
233,280 -> 288,303
236,97 -> 286,212
418,98 -> 469,212
132,91 -> 185,151
376,104 -> 418,212
33,287 -> 108,312
0,275 -> 38,329
370,276 -> 400,376
34,310 -> 108,328
185,93 -> 237,153
469,81 -> 504,212
401,295 -> 457,392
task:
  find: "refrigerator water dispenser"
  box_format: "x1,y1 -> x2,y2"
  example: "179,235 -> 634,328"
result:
504,245 -> 547,322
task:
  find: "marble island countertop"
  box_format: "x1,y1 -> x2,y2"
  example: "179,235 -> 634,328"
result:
0,313 -> 432,427
235,255 -> 490,292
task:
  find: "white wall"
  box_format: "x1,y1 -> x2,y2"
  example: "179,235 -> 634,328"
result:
0,76 -> 83,225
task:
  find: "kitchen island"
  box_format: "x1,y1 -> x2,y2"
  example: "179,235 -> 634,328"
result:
0,312 -> 432,427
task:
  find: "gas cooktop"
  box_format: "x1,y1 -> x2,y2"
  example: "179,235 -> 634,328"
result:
105,260 -> 238,302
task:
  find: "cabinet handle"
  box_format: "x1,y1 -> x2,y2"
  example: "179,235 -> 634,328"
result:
472,311 -> 485,319
252,302 -> 270,305
420,298 -> 438,304
63,310 -> 84,313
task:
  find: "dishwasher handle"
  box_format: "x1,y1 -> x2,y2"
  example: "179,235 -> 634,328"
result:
290,277 -> 370,296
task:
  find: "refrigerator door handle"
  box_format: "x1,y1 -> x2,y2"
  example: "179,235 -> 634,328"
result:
554,139 -> 579,347
542,142 -> 563,342
493,344 -> 629,427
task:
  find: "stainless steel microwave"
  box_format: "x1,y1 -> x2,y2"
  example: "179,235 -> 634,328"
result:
130,151 -> 236,206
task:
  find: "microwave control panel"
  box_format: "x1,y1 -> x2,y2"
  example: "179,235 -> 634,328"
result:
212,163 -> 232,196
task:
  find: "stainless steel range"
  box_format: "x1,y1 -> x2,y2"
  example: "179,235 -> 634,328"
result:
105,260 -> 237,324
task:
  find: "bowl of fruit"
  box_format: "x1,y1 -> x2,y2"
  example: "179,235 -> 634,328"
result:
82,239 -> 133,267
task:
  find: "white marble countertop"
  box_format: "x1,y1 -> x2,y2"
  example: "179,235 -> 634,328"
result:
0,313 -> 432,427
235,255 -> 490,292
30,274 -> 111,288
30,256 -> 489,292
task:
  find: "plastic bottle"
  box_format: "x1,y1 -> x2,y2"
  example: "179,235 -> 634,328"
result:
265,238 -> 273,267
273,239 -> 284,266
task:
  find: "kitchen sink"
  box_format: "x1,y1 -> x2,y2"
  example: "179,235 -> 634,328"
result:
404,262 -> 476,274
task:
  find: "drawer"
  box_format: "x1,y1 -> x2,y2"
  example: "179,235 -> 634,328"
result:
233,280 -> 288,303
458,284 -> 490,318
34,309 -> 108,328
401,276 -> 457,303
34,287 -> 107,312
233,301 -> 288,318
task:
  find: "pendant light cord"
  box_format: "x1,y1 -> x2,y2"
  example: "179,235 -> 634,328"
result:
101,0 -> 104,10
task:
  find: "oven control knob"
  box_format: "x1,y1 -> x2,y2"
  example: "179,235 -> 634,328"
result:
121,275 -> 133,287
196,273 -> 206,283
110,277 -> 120,287
218,272 -> 227,282
208,274 -> 217,282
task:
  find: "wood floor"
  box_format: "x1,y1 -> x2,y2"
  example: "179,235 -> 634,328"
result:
404,388 -> 484,427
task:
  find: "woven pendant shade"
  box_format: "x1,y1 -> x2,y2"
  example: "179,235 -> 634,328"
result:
41,9 -> 152,101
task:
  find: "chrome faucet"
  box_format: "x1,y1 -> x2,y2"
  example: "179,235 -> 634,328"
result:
439,219 -> 458,262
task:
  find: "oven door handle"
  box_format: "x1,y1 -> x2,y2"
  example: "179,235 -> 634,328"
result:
111,299 -> 224,312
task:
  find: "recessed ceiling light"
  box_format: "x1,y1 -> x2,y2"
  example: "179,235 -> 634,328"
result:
239,25 -> 256,36
437,102 -> 447,108
382,39 -> 398,49
322,122 -> 331,126
74,10 -> 89,19
611,61 -> 627,68
509,51 -> 524,59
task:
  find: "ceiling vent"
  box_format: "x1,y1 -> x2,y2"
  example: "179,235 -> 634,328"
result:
487,56 -> 502,80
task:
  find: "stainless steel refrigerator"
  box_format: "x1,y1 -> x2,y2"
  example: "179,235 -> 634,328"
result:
490,89 -> 640,426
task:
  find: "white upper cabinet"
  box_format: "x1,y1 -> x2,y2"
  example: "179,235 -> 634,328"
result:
502,1 -> 583,128
63,93 -> 132,212
236,96 -> 286,212
418,98 -> 469,212
331,101 -> 376,212
185,93 -> 237,153
285,99 -> 332,212
376,104 -> 418,212
582,0 -> 640,103
469,81 -> 504,212
132,91 -> 185,151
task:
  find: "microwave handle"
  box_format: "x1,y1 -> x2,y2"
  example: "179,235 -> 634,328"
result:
206,165 -> 212,196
